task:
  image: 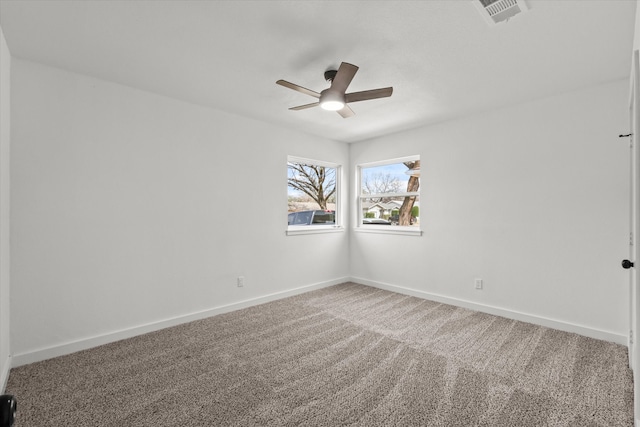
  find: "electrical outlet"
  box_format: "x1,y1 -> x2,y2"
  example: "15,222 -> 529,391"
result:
474,278 -> 483,290
237,276 -> 244,287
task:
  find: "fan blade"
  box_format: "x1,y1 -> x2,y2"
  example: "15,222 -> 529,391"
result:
290,102 -> 320,111
330,62 -> 359,93
345,87 -> 393,103
276,80 -> 321,98
337,105 -> 355,118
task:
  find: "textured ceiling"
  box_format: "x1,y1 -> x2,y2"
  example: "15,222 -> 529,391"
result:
0,0 -> 637,143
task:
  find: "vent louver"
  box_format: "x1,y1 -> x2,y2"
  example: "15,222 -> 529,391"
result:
474,0 -> 528,25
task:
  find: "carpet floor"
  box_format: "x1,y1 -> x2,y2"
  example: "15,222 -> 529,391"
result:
5,282 -> 634,426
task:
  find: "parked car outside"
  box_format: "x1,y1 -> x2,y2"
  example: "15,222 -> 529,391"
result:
362,218 -> 392,225
288,210 -> 335,226
388,215 -> 415,225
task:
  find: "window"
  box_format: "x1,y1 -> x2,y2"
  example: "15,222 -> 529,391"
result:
357,156 -> 421,235
287,156 -> 341,235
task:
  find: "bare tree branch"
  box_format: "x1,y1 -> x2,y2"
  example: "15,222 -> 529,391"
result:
288,163 -> 336,210
362,171 -> 401,203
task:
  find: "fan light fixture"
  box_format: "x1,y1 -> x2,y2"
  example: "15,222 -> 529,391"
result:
276,62 -> 393,118
321,100 -> 345,111
320,90 -> 345,111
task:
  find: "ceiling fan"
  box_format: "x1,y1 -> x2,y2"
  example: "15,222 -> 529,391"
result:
276,62 -> 393,118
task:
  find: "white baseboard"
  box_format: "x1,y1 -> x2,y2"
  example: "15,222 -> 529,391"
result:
0,355 -> 10,393
11,276 -> 627,367
350,277 -> 627,346
11,277 -> 347,367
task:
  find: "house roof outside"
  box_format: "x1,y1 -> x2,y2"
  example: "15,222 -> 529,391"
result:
362,200 -> 420,211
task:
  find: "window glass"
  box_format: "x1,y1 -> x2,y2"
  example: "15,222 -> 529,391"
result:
287,157 -> 339,230
359,157 -> 420,228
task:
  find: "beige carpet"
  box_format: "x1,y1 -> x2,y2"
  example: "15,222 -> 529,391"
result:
5,283 -> 634,426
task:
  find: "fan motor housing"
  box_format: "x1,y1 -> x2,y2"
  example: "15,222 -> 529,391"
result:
324,70 -> 337,83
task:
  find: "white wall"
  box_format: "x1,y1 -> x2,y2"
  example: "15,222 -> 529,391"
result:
635,0 -> 639,51
350,79 -> 630,342
10,59 -> 349,364
0,26 -> 11,390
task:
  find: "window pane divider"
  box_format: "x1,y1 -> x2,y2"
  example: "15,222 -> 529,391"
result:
359,192 -> 420,198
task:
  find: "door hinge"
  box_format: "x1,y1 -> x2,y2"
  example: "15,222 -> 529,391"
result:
632,232 -> 635,246
619,133 -> 633,148
630,330 -> 634,345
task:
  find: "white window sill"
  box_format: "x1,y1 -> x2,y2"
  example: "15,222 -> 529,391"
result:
354,226 -> 422,236
286,226 -> 345,236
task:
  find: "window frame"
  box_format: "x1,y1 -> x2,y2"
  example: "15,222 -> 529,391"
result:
356,155 -> 422,236
286,156 -> 343,236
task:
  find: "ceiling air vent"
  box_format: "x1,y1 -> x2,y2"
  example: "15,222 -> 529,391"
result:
474,0 -> 528,25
